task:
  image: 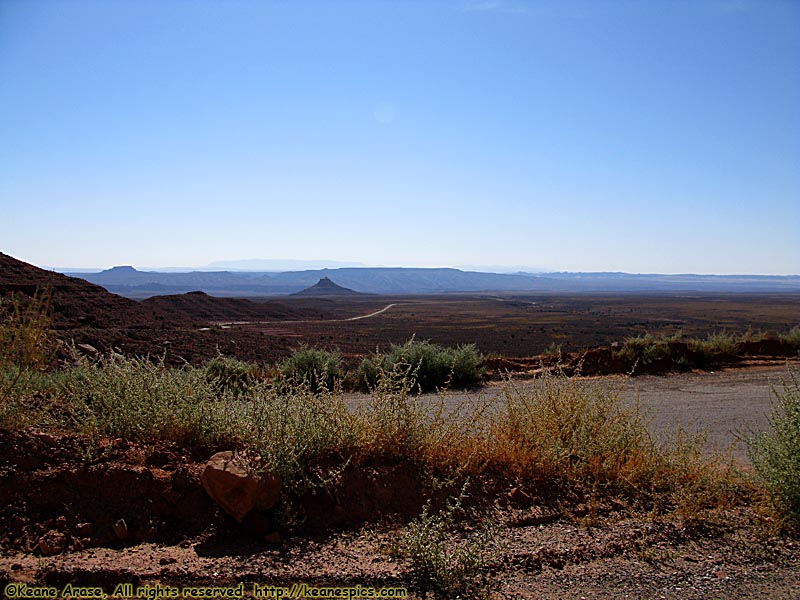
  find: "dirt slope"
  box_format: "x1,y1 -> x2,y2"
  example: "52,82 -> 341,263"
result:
0,252 -> 176,331
0,253 -> 292,364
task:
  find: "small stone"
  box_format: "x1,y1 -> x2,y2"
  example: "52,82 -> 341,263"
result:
159,557 -> 177,565
75,522 -> 92,536
37,530 -> 66,556
113,518 -> 129,540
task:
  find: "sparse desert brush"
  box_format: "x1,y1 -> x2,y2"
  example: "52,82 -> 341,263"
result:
687,330 -> 739,359
204,354 -> 260,397
0,320 -> 753,529
403,481 -> 498,599
542,341 -> 562,356
614,332 -> 682,366
486,371 -> 741,513
650,427 -> 746,527
488,372 -> 656,487
735,327 -> 766,344
779,326 -> 800,352
747,369 -> 800,525
240,383 -> 355,495
278,346 -> 342,392
353,368 -> 492,472
58,351 -> 241,445
0,288 -> 58,420
358,339 -> 483,393
0,288 -> 55,371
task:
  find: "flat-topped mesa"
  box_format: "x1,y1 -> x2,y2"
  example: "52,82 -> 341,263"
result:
104,265 -> 138,273
291,277 -> 364,297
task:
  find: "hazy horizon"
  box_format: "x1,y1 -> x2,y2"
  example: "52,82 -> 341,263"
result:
34,256 -> 800,278
2,1 -> 798,275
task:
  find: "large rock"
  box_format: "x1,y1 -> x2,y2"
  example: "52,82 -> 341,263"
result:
200,451 -> 281,523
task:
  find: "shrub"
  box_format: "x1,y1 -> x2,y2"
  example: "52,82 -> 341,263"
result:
687,331 -> 739,360
542,342 -> 562,356
359,339 -> 483,393
404,482 -> 496,598
354,367 -> 492,471
241,383 -> 354,494
204,354 -> 259,397
0,289 -> 55,371
57,352 -> 240,445
615,333 -> 681,366
747,369 -> 800,524
279,346 -> 342,392
489,371 -> 655,486
779,327 -> 800,352
0,289 -> 57,413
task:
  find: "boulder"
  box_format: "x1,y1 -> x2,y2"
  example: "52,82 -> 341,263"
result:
200,451 -> 281,523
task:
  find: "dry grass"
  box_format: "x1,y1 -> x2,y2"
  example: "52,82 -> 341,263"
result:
0,292 -> 775,527
747,369 -> 800,526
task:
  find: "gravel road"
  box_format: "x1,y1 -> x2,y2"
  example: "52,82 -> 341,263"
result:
346,360 -> 799,465
617,362 -> 798,464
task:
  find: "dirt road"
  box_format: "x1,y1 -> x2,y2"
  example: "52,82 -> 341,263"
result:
348,360 -> 799,465
345,303 -> 397,321
617,362 -> 797,464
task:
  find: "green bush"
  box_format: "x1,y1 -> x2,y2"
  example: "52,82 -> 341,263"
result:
747,369 -> 800,524
779,327 -> 800,352
542,342 -> 562,356
359,339 -> 483,393
204,354 -> 259,397
58,352 -> 239,445
615,333 -> 681,366
242,385 -> 353,492
279,346 -> 342,392
687,331 -> 739,360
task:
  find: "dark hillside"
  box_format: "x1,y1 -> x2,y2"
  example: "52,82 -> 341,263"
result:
0,253 -> 292,364
142,291 -> 331,321
0,252 -> 176,330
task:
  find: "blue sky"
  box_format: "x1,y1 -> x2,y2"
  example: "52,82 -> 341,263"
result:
1,0 -> 798,274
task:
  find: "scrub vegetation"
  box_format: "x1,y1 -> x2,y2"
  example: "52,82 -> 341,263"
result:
0,291 -> 785,520
2,290 -> 799,598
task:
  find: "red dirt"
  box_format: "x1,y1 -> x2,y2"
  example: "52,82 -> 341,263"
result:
2,428 -> 798,599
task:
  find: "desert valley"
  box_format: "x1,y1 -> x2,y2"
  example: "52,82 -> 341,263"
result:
1,251 -> 799,598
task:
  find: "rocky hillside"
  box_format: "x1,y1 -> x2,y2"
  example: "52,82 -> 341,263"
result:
0,253 -> 289,364
0,252 -> 175,331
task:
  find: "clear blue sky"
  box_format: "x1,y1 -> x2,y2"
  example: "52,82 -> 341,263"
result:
1,0 -> 798,274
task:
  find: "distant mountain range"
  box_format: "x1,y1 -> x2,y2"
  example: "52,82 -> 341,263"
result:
56,265 -> 800,298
